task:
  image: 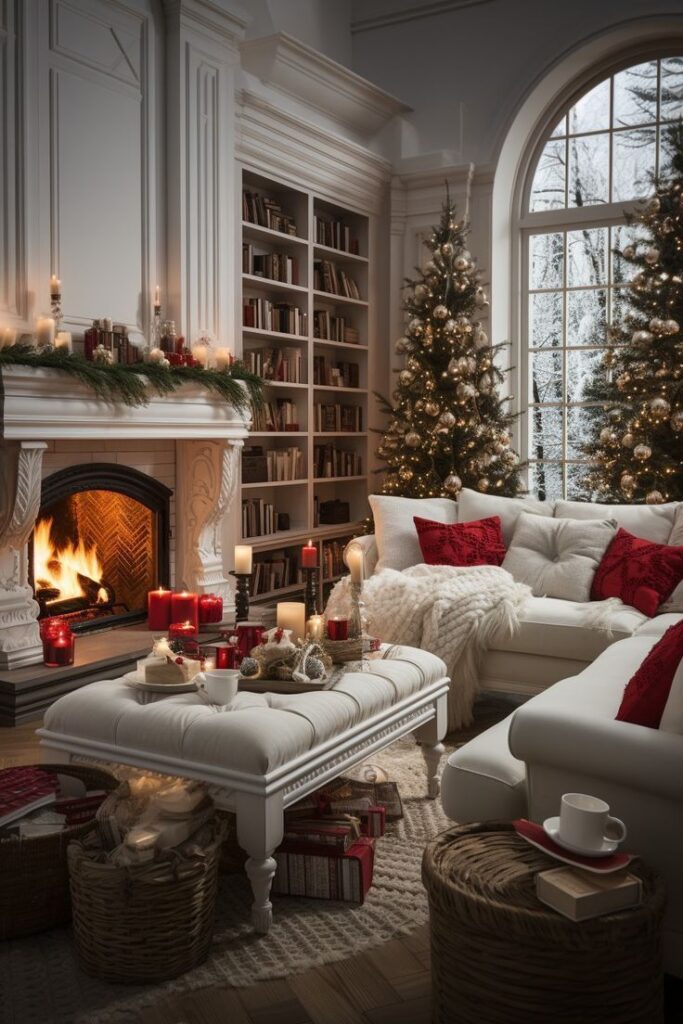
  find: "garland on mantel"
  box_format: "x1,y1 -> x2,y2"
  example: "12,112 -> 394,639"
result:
0,344 -> 263,410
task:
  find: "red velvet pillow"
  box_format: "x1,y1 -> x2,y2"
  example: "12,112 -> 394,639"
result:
413,515 -> 506,567
591,527 -> 683,617
616,620 -> 683,727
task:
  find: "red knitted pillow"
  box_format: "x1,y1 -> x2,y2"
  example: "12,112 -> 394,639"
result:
616,620 -> 683,727
414,515 -> 506,567
591,527 -> 683,617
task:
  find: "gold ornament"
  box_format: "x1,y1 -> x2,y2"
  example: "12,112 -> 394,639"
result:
663,319 -> 680,335
477,477 -> 490,491
399,467 -> 414,482
407,357 -> 420,372
620,473 -> 635,492
444,318 -> 457,334
395,336 -> 410,354
433,304 -> 449,320
670,409 -> 683,432
424,400 -> 440,416
439,410 -> 456,428
475,329 -> 489,349
415,400 -> 425,412
649,397 -> 671,419
633,443 -> 652,461
474,288 -> 488,307
441,242 -> 454,256
599,427 -> 617,444
632,330 -> 653,346
408,318 -> 423,334
456,382 -> 476,401
649,317 -> 665,333
621,432 -> 635,448
443,473 -> 462,494
454,256 -> 469,271
644,247 -> 660,265
399,370 -> 414,385
405,431 -> 421,448
646,490 -> 665,504
414,284 -> 428,301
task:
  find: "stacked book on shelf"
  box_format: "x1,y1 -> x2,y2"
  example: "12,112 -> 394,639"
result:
314,445 -> 362,479
322,536 -> 353,580
313,311 -> 360,345
242,445 -> 304,483
245,346 -> 304,383
242,245 -> 299,285
251,399 -> 300,433
242,498 -> 281,538
250,549 -> 302,596
314,260 -> 362,301
313,356 -> 360,388
243,298 -> 307,336
314,214 -> 359,255
243,190 -> 298,236
314,402 -> 363,432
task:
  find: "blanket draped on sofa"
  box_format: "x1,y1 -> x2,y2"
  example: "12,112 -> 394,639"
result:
327,565 -> 531,730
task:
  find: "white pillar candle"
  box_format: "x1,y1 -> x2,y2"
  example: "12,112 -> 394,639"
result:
307,614 -> 324,641
55,331 -> 72,353
0,327 -> 17,349
234,544 -> 253,574
215,347 -> 232,370
35,316 -> 56,347
277,601 -> 306,641
154,284 -> 161,307
346,546 -> 364,584
50,274 -> 61,298
192,343 -> 209,367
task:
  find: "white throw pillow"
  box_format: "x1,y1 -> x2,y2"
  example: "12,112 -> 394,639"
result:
659,656 -> 683,735
554,499 -> 678,545
502,512 -> 617,601
368,494 -> 457,573
457,488 -> 553,546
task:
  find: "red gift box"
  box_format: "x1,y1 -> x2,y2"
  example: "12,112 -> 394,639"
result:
272,836 -> 375,903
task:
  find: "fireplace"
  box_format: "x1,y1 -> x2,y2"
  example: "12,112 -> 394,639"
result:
31,465 -> 172,632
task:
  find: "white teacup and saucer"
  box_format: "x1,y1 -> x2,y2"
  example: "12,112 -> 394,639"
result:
543,792 -> 627,858
196,668 -> 240,706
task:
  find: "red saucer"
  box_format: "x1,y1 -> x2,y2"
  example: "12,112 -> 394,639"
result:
513,819 -> 634,874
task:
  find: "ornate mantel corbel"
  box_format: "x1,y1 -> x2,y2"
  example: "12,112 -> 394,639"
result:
175,439 -> 243,605
0,441 -> 47,668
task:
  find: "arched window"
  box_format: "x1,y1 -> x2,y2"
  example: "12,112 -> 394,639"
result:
520,55 -> 683,499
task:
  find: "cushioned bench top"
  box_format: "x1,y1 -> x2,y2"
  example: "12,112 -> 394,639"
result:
43,645 -> 447,776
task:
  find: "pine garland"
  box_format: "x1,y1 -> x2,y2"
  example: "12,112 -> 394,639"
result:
0,344 -> 263,411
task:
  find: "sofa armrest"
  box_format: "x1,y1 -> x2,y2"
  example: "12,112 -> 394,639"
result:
343,534 -> 379,578
509,704 -> 683,804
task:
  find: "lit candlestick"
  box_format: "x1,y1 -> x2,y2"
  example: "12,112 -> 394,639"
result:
35,316 -> 56,348
210,641 -> 239,669
154,284 -> 161,308
50,275 -> 61,298
170,590 -> 199,631
215,347 -> 232,370
198,593 -> 223,625
192,342 -> 209,368
234,545 -> 253,575
307,614 -> 324,641
301,539 -> 318,569
276,601 -> 306,641
346,547 -> 364,584
147,586 -> 172,630
169,620 -> 198,641
43,630 -> 75,667
55,331 -> 72,353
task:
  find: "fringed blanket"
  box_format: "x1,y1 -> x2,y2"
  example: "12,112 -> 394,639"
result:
326,564 -> 531,730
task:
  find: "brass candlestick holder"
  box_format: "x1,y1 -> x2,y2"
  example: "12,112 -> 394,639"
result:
303,567 -> 319,620
229,571 -> 251,622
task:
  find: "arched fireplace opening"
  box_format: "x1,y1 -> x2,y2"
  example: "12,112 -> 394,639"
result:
31,464 -> 172,632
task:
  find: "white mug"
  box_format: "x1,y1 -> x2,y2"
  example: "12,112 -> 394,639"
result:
559,792 -> 627,851
196,668 -> 240,705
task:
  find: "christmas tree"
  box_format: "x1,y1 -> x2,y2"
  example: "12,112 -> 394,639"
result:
376,192 -> 522,499
582,122 -> 683,504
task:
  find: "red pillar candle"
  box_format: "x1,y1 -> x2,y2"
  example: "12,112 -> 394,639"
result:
147,587 -> 172,630
198,593 -> 223,625
210,641 -> 240,669
170,591 -> 199,631
169,620 -> 198,641
327,617 -> 349,641
43,631 -> 75,667
301,539 -> 318,569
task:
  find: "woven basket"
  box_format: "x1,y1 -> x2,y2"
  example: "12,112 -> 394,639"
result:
68,818 -> 225,984
0,763 -> 118,940
422,822 -> 665,1024
322,636 -> 363,663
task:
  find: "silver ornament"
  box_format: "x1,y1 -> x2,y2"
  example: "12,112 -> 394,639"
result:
456,382 -> 475,401
633,443 -> 652,461
670,409 -> 683,432
439,410 -> 456,428
644,247 -> 660,265
414,284 -> 428,301
441,242 -> 453,256
599,427 -> 617,444
408,318 -> 423,334
649,397 -> 671,419
444,473 -> 462,494
646,490 -> 665,505
649,317 -> 665,333
622,245 -> 635,259
395,336 -> 410,354
399,370 -> 414,385
306,657 -> 325,680
444,318 -> 457,334
632,330 -> 653,345
239,656 -> 259,678
433,304 -> 449,320
454,256 -> 469,271
663,319 -> 680,335
478,374 -> 493,394
475,329 -> 489,349
474,288 -> 488,307
405,431 -> 421,448
621,432 -> 635,448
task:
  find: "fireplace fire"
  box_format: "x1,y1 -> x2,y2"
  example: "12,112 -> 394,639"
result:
33,516 -> 117,621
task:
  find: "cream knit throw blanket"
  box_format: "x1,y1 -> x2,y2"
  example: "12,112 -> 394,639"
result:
326,564 -> 531,730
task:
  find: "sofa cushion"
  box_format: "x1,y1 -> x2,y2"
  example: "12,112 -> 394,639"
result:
555,499 -> 679,545
457,488 -> 553,546
490,595 -> 646,662
501,512 -> 616,601
616,620 -> 683,728
591,528 -> 683,617
440,716 -> 528,823
413,514 -> 505,567
660,659 -> 683,735
662,505 -> 683,613
368,494 -> 457,573
635,613 -> 683,638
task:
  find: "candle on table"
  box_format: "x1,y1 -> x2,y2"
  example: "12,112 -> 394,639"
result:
0,327 -> 16,349
35,316 -> 55,347
327,617 -> 349,641
50,274 -> 61,298
211,641 -> 239,669
215,347 -> 232,370
192,343 -> 209,368
43,631 -> 75,667
55,331 -> 72,353
301,539 -> 318,569
169,620 -> 198,641
234,545 -> 253,575
154,284 -> 161,308
198,593 -> 223,625
307,614 -> 324,641
276,602 -> 306,641
203,655 -> 216,672
346,547 -> 364,584
170,590 -> 199,631
147,586 -> 172,630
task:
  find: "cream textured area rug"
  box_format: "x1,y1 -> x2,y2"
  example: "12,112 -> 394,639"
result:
1,735 -> 459,1024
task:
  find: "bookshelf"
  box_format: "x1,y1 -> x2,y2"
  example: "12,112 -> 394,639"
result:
239,169 -> 371,605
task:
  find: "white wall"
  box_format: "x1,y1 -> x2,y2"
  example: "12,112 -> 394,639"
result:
243,0 -> 353,66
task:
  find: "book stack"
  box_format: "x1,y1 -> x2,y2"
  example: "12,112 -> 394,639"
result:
243,190 -> 298,236
314,444 -> 362,479
313,403 -> 363,432
322,536 -> 354,579
266,447 -> 304,481
242,245 -> 299,285
245,347 -> 304,383
314,260 -> 361,300
536,867 -> 642,921
250,550 -> 302,596
313,214 -> 359,255
313,356 -> 360,388
251,399 -> 300,433
243,298 -> 307,336
241,497 -> 278,538
313,311 -> 360,345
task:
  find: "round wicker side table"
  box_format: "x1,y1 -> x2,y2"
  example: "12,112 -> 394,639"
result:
422,822 -> 665,1024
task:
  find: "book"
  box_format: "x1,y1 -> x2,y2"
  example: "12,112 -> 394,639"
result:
0,766 -> 59,827
272,836 -> 375,902
536,867 -> 642,921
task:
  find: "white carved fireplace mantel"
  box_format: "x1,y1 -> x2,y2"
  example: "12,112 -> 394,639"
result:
0,366 -> 250,669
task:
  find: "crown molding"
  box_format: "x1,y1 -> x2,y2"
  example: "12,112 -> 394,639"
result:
240,32 -> 411,137
162,0 -> 248,45
351,0 -> 493,34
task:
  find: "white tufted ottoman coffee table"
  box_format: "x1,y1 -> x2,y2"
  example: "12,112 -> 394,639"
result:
38,644 -> 448,933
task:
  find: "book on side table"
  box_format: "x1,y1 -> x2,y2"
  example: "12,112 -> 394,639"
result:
536,866 -> 642,921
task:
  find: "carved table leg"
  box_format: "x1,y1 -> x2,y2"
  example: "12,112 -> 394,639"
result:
414,689 -> 448,799
235,790 -> 284,934
421,742 -> 446,799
